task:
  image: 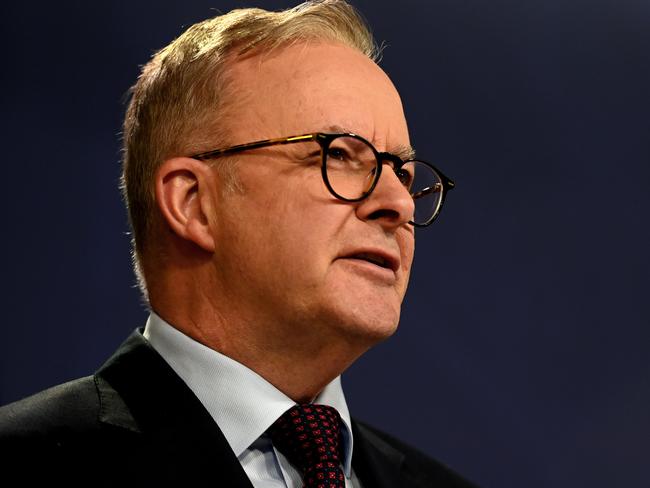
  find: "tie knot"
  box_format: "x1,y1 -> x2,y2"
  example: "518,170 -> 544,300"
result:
268,404 -> 345,487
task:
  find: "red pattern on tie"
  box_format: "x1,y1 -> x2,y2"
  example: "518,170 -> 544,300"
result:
269,404 -> 345,488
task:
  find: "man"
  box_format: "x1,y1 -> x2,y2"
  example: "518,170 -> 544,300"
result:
0,1 -> 474,486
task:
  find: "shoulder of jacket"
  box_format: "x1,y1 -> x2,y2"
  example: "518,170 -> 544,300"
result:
0,375 -> 100,437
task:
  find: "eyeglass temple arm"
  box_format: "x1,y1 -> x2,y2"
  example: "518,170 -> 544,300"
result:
194,134 -> 317,160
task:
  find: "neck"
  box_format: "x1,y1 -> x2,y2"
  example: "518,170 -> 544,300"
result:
149,266 -> 369,403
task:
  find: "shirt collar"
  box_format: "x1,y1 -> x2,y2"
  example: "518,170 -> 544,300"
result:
143,312 -> 355,476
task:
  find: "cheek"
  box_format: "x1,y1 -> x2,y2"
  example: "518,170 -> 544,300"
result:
224,165 -> 352,279
395,230 -> 415,296
399,230 -> 415,273
243,194 -> 337,275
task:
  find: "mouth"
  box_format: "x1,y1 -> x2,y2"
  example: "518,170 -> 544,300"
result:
341,250 -> 399,273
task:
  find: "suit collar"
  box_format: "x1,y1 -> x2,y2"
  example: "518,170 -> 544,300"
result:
94,329 -> 254,487
95,374 -> 139,433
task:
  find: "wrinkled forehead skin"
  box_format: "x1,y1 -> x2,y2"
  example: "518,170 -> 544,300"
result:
220,40 -> 411,155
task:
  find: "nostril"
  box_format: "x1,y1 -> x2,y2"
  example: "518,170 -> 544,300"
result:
367,208 -> 401,221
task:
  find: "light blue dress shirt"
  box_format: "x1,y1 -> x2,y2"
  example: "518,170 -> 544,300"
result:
143,313 -> 362,487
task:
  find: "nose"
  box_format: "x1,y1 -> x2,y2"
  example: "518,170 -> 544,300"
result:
355,163 -> 415,229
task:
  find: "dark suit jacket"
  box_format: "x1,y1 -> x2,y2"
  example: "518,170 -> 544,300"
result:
0,330 -> 478,487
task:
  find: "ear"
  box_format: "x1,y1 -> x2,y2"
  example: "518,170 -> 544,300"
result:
154,157 -> 217,252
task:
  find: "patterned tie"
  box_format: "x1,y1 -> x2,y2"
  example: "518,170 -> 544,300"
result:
268,404 -> 346,487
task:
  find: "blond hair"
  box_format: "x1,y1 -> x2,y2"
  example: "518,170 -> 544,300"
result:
120,0 -> 379,298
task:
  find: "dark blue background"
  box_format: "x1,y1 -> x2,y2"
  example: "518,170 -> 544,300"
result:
1,1 -> 648,487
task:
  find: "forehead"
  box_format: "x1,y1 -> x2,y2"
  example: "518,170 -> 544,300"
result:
222,41 -> 410,152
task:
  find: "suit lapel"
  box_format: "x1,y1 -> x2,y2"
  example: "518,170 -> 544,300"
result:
352,421 -> 422,488
95,330 -> 254,488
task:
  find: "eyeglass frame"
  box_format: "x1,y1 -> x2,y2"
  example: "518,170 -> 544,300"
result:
191,132 -> 455,227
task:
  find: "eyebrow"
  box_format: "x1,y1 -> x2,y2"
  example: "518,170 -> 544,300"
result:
323,124 -> 416,160
392,144 -> 416,161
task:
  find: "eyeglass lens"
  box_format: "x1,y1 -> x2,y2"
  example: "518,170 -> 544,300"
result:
407,160 -> 443,225
324,136 -> 377,198
323,135 -> 443,225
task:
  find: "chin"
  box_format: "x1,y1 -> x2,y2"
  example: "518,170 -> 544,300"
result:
324,300 -> 402,346
312,277 -> 405,347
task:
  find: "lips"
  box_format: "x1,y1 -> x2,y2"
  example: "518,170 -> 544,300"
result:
339,249 -> 400,272
351,252 -> 390,268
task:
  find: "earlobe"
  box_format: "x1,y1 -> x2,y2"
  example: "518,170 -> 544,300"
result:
155,157 -> 216,252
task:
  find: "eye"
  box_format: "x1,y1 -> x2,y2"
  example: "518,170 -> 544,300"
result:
327,146 -> 352,161
395,167 -> 414,188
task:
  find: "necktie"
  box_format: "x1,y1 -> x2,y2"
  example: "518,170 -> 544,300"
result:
268,404 -> 345,487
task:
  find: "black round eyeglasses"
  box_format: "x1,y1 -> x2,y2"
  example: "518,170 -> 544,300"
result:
192,132 -> 455,227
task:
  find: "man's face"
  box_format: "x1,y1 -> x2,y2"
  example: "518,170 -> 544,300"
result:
208,41 -> 415,349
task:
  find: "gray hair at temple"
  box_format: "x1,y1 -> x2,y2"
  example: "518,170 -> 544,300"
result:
120,0 -> 379,301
